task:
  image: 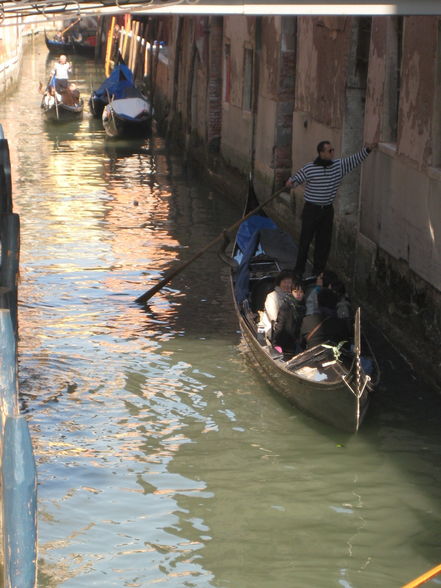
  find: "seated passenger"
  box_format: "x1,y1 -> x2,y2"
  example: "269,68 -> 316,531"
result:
271,279 -> 306,354
61,83 -> 80,106
54,31 -> 65,43
258,270 -> 293,340
43,86 -> 61,107
331,279 -> 352,323
304,270 -> 338,315
301,288 -> 351,349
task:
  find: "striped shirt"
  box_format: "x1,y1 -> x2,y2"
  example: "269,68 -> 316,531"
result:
289,147 -> 370,206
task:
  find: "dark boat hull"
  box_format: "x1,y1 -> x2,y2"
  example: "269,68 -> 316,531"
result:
45,35 -> 74,54
41,99 -> 84,122
45,32 -> 95,57
102,113 -> 151,138
72,40 -> 96,57
236,305 -> 369,432
89,95 -> 106,118
102,100 -> 152,138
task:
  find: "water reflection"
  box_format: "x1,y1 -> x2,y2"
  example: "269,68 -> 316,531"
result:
0,38 -> 440,588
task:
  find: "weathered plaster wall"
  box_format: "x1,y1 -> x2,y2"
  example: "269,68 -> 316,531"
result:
361,17 -> 441,290
398,17 -> 437,167
252,16 -> 281,193
219,16 -> 255,175
253,17 -> 296,196
296,17 -> 350,128
292,17 -> 352,173
355,16 -> 441,386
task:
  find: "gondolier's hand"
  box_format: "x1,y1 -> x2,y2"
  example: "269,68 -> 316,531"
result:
365,143 -> 378,152
285,177 -> 295,188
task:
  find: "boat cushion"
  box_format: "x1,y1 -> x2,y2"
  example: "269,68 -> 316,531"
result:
112,98 -> 150,118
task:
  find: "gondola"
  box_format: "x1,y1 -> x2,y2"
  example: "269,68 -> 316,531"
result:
45,31 -> 96,57
89,63 -> 136,118
229,190 -> 378,433
45,31 -> 74,54
40,91 -> 84,122
102,89 -> 153,138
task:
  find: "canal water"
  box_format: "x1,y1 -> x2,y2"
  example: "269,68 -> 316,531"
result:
1,38 -> 440,588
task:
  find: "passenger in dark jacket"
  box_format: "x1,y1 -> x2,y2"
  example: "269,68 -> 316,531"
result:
271,280 -> 306,354
301,288 -> 351,349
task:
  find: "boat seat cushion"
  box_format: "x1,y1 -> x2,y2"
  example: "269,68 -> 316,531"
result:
112,98 -> 150,118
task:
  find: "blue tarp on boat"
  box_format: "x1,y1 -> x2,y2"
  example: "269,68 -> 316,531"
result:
234,215 -> 298,304
93,64 -> 135,100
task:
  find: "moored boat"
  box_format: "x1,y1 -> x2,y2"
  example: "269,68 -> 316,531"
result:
89,63 -> 136,118
102,92 -> 152,138
229,190 -> 378,432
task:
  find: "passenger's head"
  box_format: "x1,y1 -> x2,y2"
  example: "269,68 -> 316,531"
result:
59,54 -> 67,63
275,270 -> 294,293
317,140 -> 335,161
331,279 -> 346,298
317,287 -> 339,312
321,270 -> 338,288
291,278 -> 304,301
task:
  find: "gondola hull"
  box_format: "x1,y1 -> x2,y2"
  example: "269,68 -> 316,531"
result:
102,98 -> 152,138
41,99 -> 84,122
89,94 -> 106,118
229,192 -> 377,433
236,305 -> 369,433
72,40 -> 96,57
45,32 -> 95,57
45,32 -> 74,54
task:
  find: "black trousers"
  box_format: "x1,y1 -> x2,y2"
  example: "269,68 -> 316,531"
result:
294,202 -> 334,276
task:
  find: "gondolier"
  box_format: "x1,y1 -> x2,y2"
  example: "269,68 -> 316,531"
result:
286,141 -> 377,279
51,54 -> 72,92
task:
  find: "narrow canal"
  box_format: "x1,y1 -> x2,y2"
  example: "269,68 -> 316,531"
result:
1,38 -> 440,588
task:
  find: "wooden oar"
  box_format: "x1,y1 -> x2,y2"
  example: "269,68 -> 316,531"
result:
61,17 -> 80,37
401,563 -> 441,588
134,185 -> 287,304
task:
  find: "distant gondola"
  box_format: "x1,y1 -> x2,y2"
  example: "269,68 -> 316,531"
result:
229,188 -> 379,433
45,31 -> 95,57
45,31 -> 74,54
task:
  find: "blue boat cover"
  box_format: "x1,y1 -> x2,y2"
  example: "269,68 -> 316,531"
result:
93,64 -> 135,100
234,214 -> 298,304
